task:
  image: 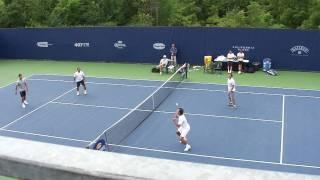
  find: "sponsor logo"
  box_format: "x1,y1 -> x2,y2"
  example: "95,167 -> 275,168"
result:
36,42 -> 53,48
232,45 -> 255,52
114,41 -> 126,49
153,43 -> 166,50
74,42 -> 90,48
290,45 -> 309,56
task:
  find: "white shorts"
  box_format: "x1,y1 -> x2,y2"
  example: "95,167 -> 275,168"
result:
178,126 -> 190,138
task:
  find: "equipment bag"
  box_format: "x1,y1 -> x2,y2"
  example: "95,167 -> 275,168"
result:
151,67 -> 160,73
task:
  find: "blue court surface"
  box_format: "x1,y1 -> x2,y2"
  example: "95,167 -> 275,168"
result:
1,74 -> 320,175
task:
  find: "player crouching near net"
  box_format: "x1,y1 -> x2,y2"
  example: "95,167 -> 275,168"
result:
15,74 -> 29,108
74,67 -> 87,96
173,107 -> 191,152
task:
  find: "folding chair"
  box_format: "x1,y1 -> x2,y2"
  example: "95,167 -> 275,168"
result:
213,61 -> 222,74
166,59 -> 176,73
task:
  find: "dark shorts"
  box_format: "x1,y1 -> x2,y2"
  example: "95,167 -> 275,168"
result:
20,91 -> 26,98
76,80 -> 85,88
227,61 -> 233,66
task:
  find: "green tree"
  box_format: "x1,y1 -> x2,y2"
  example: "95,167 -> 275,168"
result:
0,0 -> 28,27
217,9 -> 246,28
168,0 -> 199,26
49,0 -> 103,26
97,0 -> 123,25
205,5 -> 221,26
128,0 -> 154,26
246,1 -> 272,28
301,0 -> 320,29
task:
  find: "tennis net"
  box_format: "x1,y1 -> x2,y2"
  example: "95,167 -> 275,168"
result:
87,64 -> 188,151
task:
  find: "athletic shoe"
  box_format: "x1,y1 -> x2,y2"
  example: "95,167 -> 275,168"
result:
22,103 -> 26,108
160,72 -> 162,75
84,90 -> 87,95
238,71 -> 241,74
184,144 -> 191,152
232,105 -> 237,108
77,91 -> 80,96
23,100 -> 28,105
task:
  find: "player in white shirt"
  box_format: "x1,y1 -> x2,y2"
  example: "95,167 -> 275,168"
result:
227,50 -> 236,73
15,74 -> 29,108
237,50 -> 245,74
227,73 -> 236,108
74,67 -> 87,96
157,55 -> 169,75
173,108 -> 191,152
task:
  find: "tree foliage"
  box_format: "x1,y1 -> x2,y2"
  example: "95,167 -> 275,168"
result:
0,0 -> 319,29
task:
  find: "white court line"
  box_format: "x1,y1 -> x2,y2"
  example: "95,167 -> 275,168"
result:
280,95 -> 286,164
28,77 -> 320,98
1,126 -> 319,170
51,101 -> 281,123
51,101 -> 132,111
110,144 -> 320,170
285,94 -> 320,99
0,74 -> 33,89
34,73 -> 164,83
28,78 -> 157,89
0,128 -> 90,143
35,73 -> 320,92
0,87 -> 76,129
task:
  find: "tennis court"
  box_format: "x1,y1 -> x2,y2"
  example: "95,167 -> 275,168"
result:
1,71 -> 320,175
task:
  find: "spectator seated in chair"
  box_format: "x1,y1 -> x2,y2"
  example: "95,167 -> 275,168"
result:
157,55 -> 169,75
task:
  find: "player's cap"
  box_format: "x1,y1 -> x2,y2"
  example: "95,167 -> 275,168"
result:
163,55 -> 166,58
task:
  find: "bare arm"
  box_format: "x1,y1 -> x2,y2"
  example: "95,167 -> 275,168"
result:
172,113 -> 179,128
25,82 -> 28,92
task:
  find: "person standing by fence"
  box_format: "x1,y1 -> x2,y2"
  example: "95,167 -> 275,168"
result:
227,50 -> 236,73
237,50 -> 245,74
170,44 -> 178,66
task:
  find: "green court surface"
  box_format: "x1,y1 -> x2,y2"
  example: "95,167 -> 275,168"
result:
0,176 -> 15,180
0,59 -> 319,90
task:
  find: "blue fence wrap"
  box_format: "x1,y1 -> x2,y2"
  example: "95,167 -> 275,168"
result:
0,27 -> 319,71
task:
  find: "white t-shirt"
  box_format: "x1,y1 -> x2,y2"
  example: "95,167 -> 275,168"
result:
237,52 -> 245,60
227,78 -> 236,92
227,53 -> 236,61
16,78 -> 27,92
74,71 -> 85,82
178,114 -> 190,131
160,58 -> 168,66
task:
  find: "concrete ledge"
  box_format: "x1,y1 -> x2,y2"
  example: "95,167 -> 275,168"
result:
0,136 -> 319,180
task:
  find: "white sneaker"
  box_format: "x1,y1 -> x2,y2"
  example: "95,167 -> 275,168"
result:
84,90 -> 87,95
77,91 -> 80,96
238,71 -> 241,74
22,103 -> 26,108
184,144 -> 191,152
160,72 -> 162,75
24,100 -> 28,105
